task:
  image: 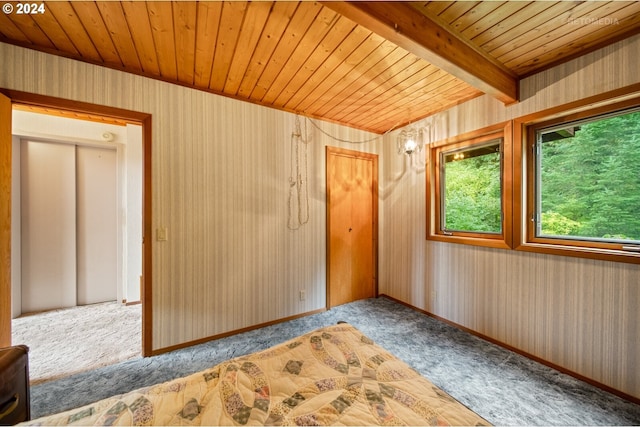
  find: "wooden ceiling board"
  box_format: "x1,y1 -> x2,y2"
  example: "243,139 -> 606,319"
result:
247,2 -> 323,101
147,1 -> 178,80
96,1 -> 142,70
235,1 -> 298,98
336,61 -> 453,131
348,63 -> 445,123
29,6 -> 79,55
1,1 -> 639,133
323,53 -> 424,125
173,1 -> 198,85
193,1 -> 222,87
372,82 -> 480,134
260,6 -> 345,106
492,1 -> 624,61
210,1 -> 249,92
260,4 -> 344,108
496,1 -> 638,73
420,1 -> 457,17
291,31 -> 387,113
506,2 -> 640,75
120,1 -> 161,75
435,1 -> 481,25
354,69 -> 470,132
461,1 -> 553,46
297,42 -> 408,117
277,18 -> 371,109
223,1 -> 273,94
449,1 -> 507,34
67,1 -> 121,65
477,2 -> 577,55
5,10 -> 55,49
0,13 -> 31,43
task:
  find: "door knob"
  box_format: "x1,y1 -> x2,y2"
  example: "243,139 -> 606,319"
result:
349,227 -> 352,232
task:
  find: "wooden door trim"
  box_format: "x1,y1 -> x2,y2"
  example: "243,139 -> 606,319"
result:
0,93 -> 11,347
0,89 -> 153,357
325,146 -> 378,309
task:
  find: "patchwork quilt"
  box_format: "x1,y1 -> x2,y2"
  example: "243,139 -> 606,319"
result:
23,323 -> 490,426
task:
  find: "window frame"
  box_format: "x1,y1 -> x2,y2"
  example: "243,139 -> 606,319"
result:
516,96 -> 640,264
426,121 -> 513,249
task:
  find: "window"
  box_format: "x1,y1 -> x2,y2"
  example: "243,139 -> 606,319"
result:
522,101 -> 640,262
442,140 -> 502,234
427,122 -> 513,249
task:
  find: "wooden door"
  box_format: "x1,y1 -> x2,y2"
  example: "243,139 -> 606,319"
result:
0,93 -> 11,347
326,146 -> 378,308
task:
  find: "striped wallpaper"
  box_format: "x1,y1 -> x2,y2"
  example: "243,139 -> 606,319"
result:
0,40 -> 381,350
379,33 -> 640,400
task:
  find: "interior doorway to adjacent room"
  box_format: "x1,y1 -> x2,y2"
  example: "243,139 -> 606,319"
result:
0,90 -> 153,381
11,106 -> 142,383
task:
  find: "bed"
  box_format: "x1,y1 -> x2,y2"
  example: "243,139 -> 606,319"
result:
22,323 -> 490,426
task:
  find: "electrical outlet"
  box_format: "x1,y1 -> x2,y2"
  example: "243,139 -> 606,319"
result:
431,290 -> 437,302
299,290 -> 306,301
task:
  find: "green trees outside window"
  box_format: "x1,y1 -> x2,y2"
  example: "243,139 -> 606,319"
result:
442,140 -> 502,233
427,95 -> 640,262
536,109 -> 640,244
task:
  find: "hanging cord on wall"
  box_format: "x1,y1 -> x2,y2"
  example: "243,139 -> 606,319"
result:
286,115 -> 411,229
306,117 -> 401,144
288,115 -> 311,230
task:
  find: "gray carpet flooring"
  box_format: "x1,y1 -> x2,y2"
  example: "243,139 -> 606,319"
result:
30,297 -> 640,425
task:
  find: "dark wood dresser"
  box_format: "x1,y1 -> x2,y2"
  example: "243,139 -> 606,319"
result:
0,345 -> 30,425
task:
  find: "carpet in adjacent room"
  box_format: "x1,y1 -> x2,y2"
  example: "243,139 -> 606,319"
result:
12,301 -> 141,385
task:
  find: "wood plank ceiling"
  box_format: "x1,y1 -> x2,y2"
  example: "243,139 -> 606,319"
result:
1,1 -> 640,134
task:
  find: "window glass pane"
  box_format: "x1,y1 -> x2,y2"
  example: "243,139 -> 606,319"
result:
536,109 -> 640,244
442,140 -> 502,233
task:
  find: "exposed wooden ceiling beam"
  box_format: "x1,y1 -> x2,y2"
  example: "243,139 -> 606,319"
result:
323,1 -> 518,105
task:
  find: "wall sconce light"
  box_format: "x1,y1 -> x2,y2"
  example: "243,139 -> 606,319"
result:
397,126 -> 425,156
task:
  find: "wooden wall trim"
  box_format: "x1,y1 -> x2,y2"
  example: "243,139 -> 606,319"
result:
150,307 -> 326,356
0,89 -> 150,123
427,121 -> 513,249
380,294 -> 640,407
515,82 -> 640,125
141,115 -> 153,357
0,93 -> 11,347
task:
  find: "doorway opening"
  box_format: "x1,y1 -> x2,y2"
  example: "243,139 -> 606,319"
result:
11,107 -> 141,383
0,90 -> 153,379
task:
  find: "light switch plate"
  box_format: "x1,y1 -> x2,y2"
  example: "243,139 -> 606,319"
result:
157,227 -> 168,241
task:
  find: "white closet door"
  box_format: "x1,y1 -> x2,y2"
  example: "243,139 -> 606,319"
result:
76,146 -> 117,305
21,140 -> 77,313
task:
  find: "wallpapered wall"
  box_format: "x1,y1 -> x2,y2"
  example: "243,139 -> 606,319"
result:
0,42 -> 381,351
378,34 -> 640,399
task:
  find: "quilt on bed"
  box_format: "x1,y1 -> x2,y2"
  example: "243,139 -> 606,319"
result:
24,323 -> 490,426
